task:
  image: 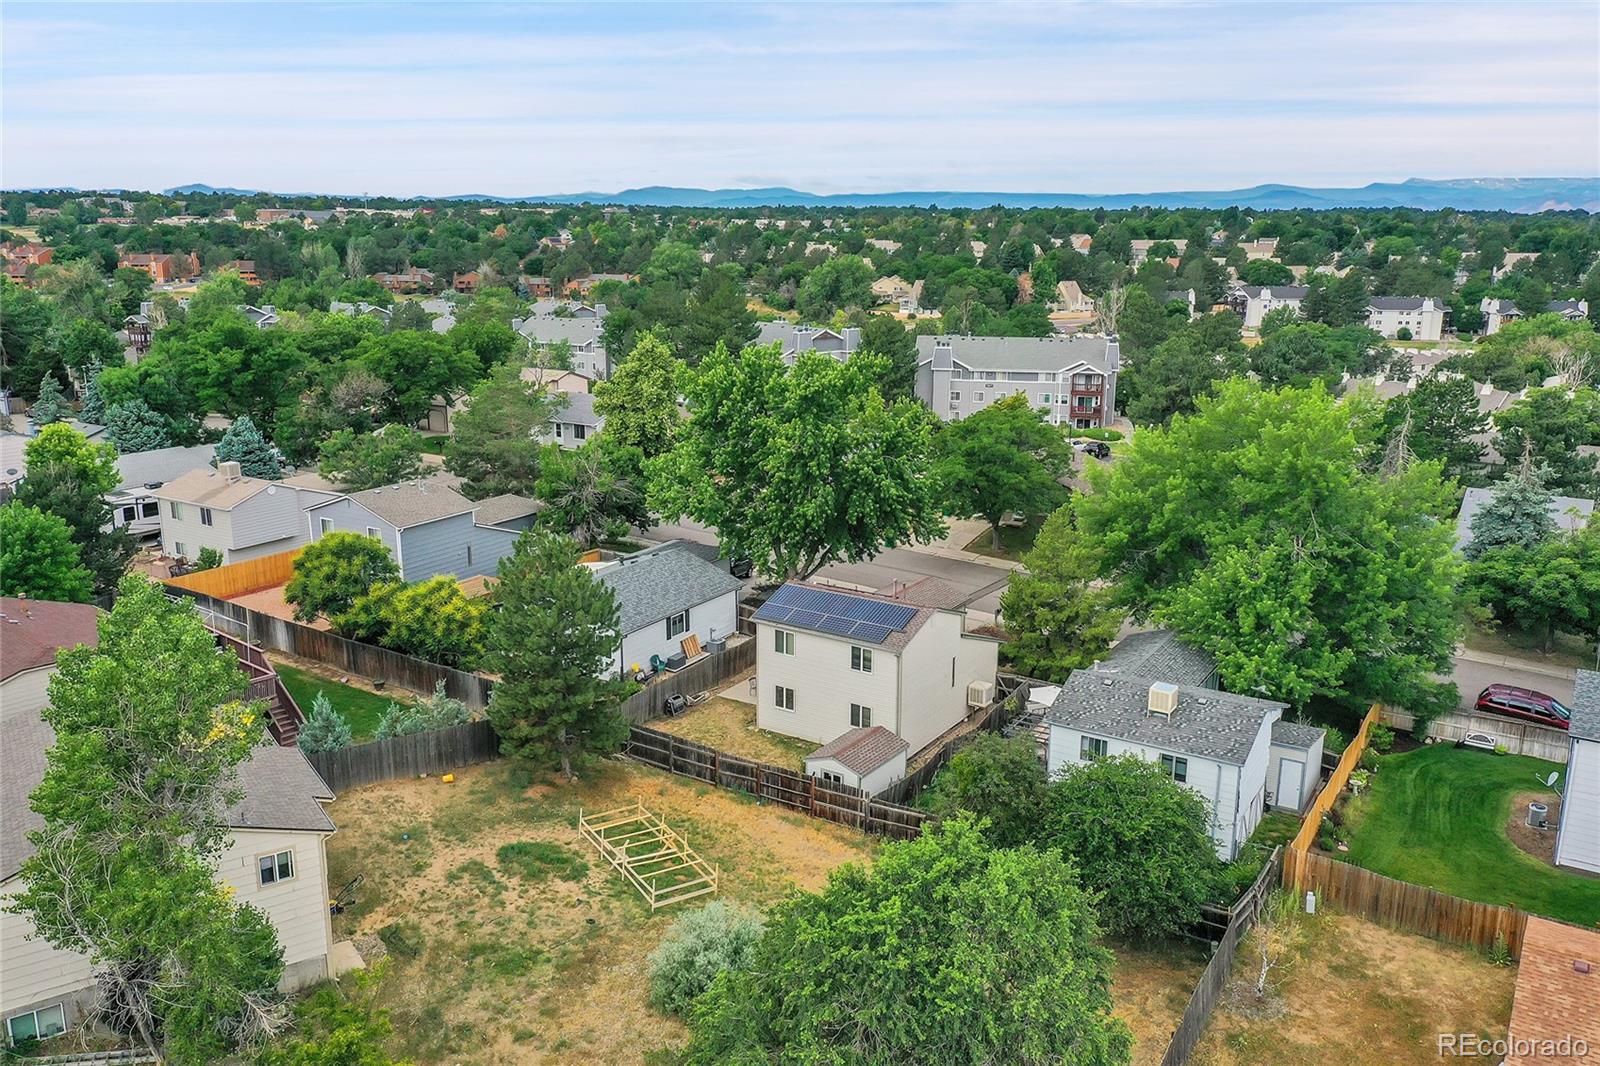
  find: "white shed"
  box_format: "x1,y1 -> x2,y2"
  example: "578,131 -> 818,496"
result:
1267,720 -> 1325,813
805,726 -> 909,795
1554,670 -> 1600,875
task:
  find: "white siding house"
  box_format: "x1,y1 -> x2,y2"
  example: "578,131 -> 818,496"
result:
153,464 -> 339,564
1238,285 -> 1308,329
594,542 -> 745,678
1365,296 -> 1447,341
753,581 -> 1000,758
1553,671 -> 1600,875
1043,670 -> 1303,859
804,726 -> 909,793
913,335 -> 1121,430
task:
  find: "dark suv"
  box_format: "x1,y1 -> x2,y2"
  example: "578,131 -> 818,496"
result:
1474,684 -> 1573,730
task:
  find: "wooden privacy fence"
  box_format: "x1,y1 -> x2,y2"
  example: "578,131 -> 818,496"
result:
1159,847 -> 1285,1066
612,638 -> 757,724
870,672 -> 1038,806
165,548 -> 300,598
304,720 -> 499,792
1384,706 -> 1571,764
626,725 -> 927,840
1293,850 -> 1529,958
1283,703 -> 1379,891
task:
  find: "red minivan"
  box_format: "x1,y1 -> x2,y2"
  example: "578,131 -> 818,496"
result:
1474,684 -> 1573,730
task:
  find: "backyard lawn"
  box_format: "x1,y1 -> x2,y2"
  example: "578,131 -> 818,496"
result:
273,661 -> 409,741
1339,744 -> 1600,927
648,694 -> 817,771
1191,911 -> 1514,1066
962,514 -> 1044,561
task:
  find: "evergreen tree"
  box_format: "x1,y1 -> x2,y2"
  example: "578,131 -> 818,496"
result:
214,415 -> 282,478
1465,460 -> 1557,561
30,375 -> 70,425
79,360 -> 107,424
484,530 -> 634,778
296,691 -> 353,754
1000,506 -> 1123,681
105,399 -> 172,453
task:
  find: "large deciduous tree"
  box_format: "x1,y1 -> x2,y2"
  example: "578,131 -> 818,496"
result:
1492,386 -> 1600,496
591,332 -> 681,458
1000,505 -> 1122,681
1465,523 -> 1600,652
795,256 -> 875,321
356,330 -> 480,426
0,503 -> 94,602
317,426 -> 426,491
648,344 -> 945,580
1076,379 -> 1462,723
284,532 -> 400,622
934,394 -> 1071,549
918,733 -> 1050,848
443,360 -> 562,499
536,438 -> 647,548
683,817 -> 1132,1066
484,530 -> 634,778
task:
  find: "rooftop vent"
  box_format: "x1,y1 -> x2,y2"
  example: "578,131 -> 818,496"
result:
1147,682 -> 1179,718
218,460 -> 242,481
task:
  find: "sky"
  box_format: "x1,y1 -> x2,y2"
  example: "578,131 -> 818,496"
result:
3,1 -> 1598,198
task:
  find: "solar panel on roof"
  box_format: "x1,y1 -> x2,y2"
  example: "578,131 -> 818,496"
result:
759,584 -> 916,646
815,615 -> 858,637
850,623 -> 894,644
788,609 -> 825,629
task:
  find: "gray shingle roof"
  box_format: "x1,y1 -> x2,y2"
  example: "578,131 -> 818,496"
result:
2,715 -> 334,882
1368,296 -> 1442,311
916,334 -> 1117,374
515,316 -> 605,347
113,444 -> 215,494
332,476 -> 476,529
1044,671 -> 1285,765
1453,487 -> 1595,551
1572,670 -> 1600,742
806,726 -> 908,774
1271,719 -> 1326,749
553,392 -> 602,428
1239,285 -> 1309,300
1100,629 -> 1217,688
472,493 -> 543,527
597,541 -> 745,636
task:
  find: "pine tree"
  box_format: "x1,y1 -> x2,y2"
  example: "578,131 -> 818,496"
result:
484,530 -> 634,778
1465,449 -> 1557,561
79,361 -> 107,424
215,415 -> 283,478
105,399 -> 172,454
297,691 -> 353,754
30,376 -> 70,425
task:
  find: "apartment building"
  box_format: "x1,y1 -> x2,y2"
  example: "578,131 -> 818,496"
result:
1365,296 -> 1448,341
914,334 -> 1120,429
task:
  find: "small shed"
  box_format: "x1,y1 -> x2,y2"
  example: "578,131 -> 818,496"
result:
805,726 -> 909,795
1268,719 -> 1326,813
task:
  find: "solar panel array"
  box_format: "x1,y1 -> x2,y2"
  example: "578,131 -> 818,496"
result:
752,584 -> 918,646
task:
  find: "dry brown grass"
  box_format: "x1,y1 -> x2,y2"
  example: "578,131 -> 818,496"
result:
1190,911 -> 1515,1066
325,758 -> 876,1064
1111,939 -> 1210,1064
649,695 -> 817,771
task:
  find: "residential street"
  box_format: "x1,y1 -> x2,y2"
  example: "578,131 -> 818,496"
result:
1445,651 -> 1578,713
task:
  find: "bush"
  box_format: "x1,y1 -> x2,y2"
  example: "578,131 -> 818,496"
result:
1064,427 -> 1124,441
195,546 -> 224,571
1395,327 -> 1413,341
1366,722 -> 1395,754
1315,815 -> 1338,851
374,681 -> 472,739
919,733 -> 1048,847
647,901 -> 766,1016
337,577 -> 487,668
1320,724 -> 1350,755
1358,747 -> 1382,773
297,691 -> 353,754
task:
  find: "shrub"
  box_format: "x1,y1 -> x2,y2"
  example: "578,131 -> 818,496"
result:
1320,725 -> 1350,755
1315,815 -> 1338,851
648,901 -> 766,1016
374,681 -> 472,740
919,733 -> 1049,847
1395,327 -> 1413,341
195,546 -> 224,571
1487,933 -> 1513,967
338,577 -> 487,668
1366,722 -> 1395,754
297,691 -> 353,754
377,921 -> 424,959
1358,747 -> 1382,773
1064,426 -> 1124,441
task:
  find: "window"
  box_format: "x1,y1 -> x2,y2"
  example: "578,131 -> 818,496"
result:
819,770 -> 842,785
1041,393 -> 1052,404
1160,754 -> 1189,783
121,505 -> 136,523
772,628 -> 795,655
850,703 -> 871,727
950,391 -> 962,401
572,424 -> 587,441
140,501 -> 158,518
169,500 -> 182,519
774,686 -> 795,711
258,849 -> 294,886
553,423 -> 564,439
974,391 -> 985,402
667,610 -> 689,638
173,541 -> 187,558
6,1004 -> 66,1044
1080,736 -> 1108,760
319,517 -> 333,535
850,646 -> 872,673
200,507 -> 213,527
366,526 -> 379,538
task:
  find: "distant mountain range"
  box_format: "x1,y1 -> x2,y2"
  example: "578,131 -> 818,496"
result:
129,177 -> 1588,213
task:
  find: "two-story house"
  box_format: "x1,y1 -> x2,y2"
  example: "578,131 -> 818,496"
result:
1365,296 -> 1448,341
1053,279 -> 1094,313
302,474 -> 535,583
1130,238 -> 1188,265
753,321 -> 863,364
593,542 -> 744,678
514,316 -> 609,380
1237,285 -> 1308,329
1547,299 -> 1590,322
914,334 -> 1121,429
108,444 -> 216,539
154,463 -> 340,564
544,391 -> 604,449
1480,297 -> 1522,335
753,580 -> 1000,758
1553,670 -> 1600,875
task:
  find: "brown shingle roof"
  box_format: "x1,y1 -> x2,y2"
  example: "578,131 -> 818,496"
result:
806,726 -> 909,774
0,597 -> 99,683
155,467 -> 272,508
884,577 -> 970,610
1506,917 -> 1600,1064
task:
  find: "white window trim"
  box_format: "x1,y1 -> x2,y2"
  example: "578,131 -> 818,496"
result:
366,526 -> 380,538
851,646 -> 873,673
1080,735 -> 1107,760
850,702 -> 872,728
667,609 -> 689,639
319,517 -> 333,535
774,685 -> 796,711
773,628 -> 795,655
257,848 -> 295,887
6,1003 -> 67,1044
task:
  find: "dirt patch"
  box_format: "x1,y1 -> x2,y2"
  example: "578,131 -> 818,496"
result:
1191,912 -> 1514,1066
1505,790 -> 1561,865
650,694 -> 815,770
325,758 -> 877,1064
1111,939 -> 1209,1065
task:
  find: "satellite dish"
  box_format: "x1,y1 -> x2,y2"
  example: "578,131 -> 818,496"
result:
1542,771 -> 1560,789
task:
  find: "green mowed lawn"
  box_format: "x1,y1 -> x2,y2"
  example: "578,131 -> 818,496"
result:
1341,745 -> 1600,927
274,663 -> 409,741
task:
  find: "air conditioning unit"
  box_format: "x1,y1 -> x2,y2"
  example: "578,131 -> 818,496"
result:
1147,682 -> 1179,718
967,680 -> 995,709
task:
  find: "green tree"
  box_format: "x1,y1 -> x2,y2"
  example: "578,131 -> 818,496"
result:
592,332 -> 681,458
796,256 -> 875,321
317,427 -> 426,491
1465,524 -> 1600,652
858,313 -> 919,401
919,733 -> 1049,848
683,817 -> 1132,1066
1464,464 -> 1558,561
31,375 -> 70,424
1239,259 -> 1294,286
1123,323 -> 1247,426
649,344 -> 945,580
256,965 -> 404,1066
215,415 -> 282,479
14,577 -> 285,1062
1,279 -> 60,398
79,361 -> 107,423
1250,323 -> 1384,389
484,530 -> 634,778
1492,386 -> 1600,496
449,317 -> 521,375
13,460 -> 136,594
357,331 -> 480,425
1077,380 -> 1462,721
296,691 -> 354,754
53,318 -> 123,374
648,901 -> 766,1017
1043,755 -> 1219,939
0,503 -> 94,602
23,422 -> 120,494
1376,375 -> 1488,483
105,398 -> 173,453
536,438 -> 647,548
678,265 -> 757,363
1000,506 -> 1122,681
443,361 -> 561,499
335,577 -> 486,668
933,394 -> 1070,549
285,532 -> 401,622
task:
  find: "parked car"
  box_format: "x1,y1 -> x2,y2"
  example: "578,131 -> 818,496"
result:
1474,684 -> 1573,730
1077,441 -> 1111,459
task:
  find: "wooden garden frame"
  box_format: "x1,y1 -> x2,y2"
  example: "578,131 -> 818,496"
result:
578,801 -> 719,910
